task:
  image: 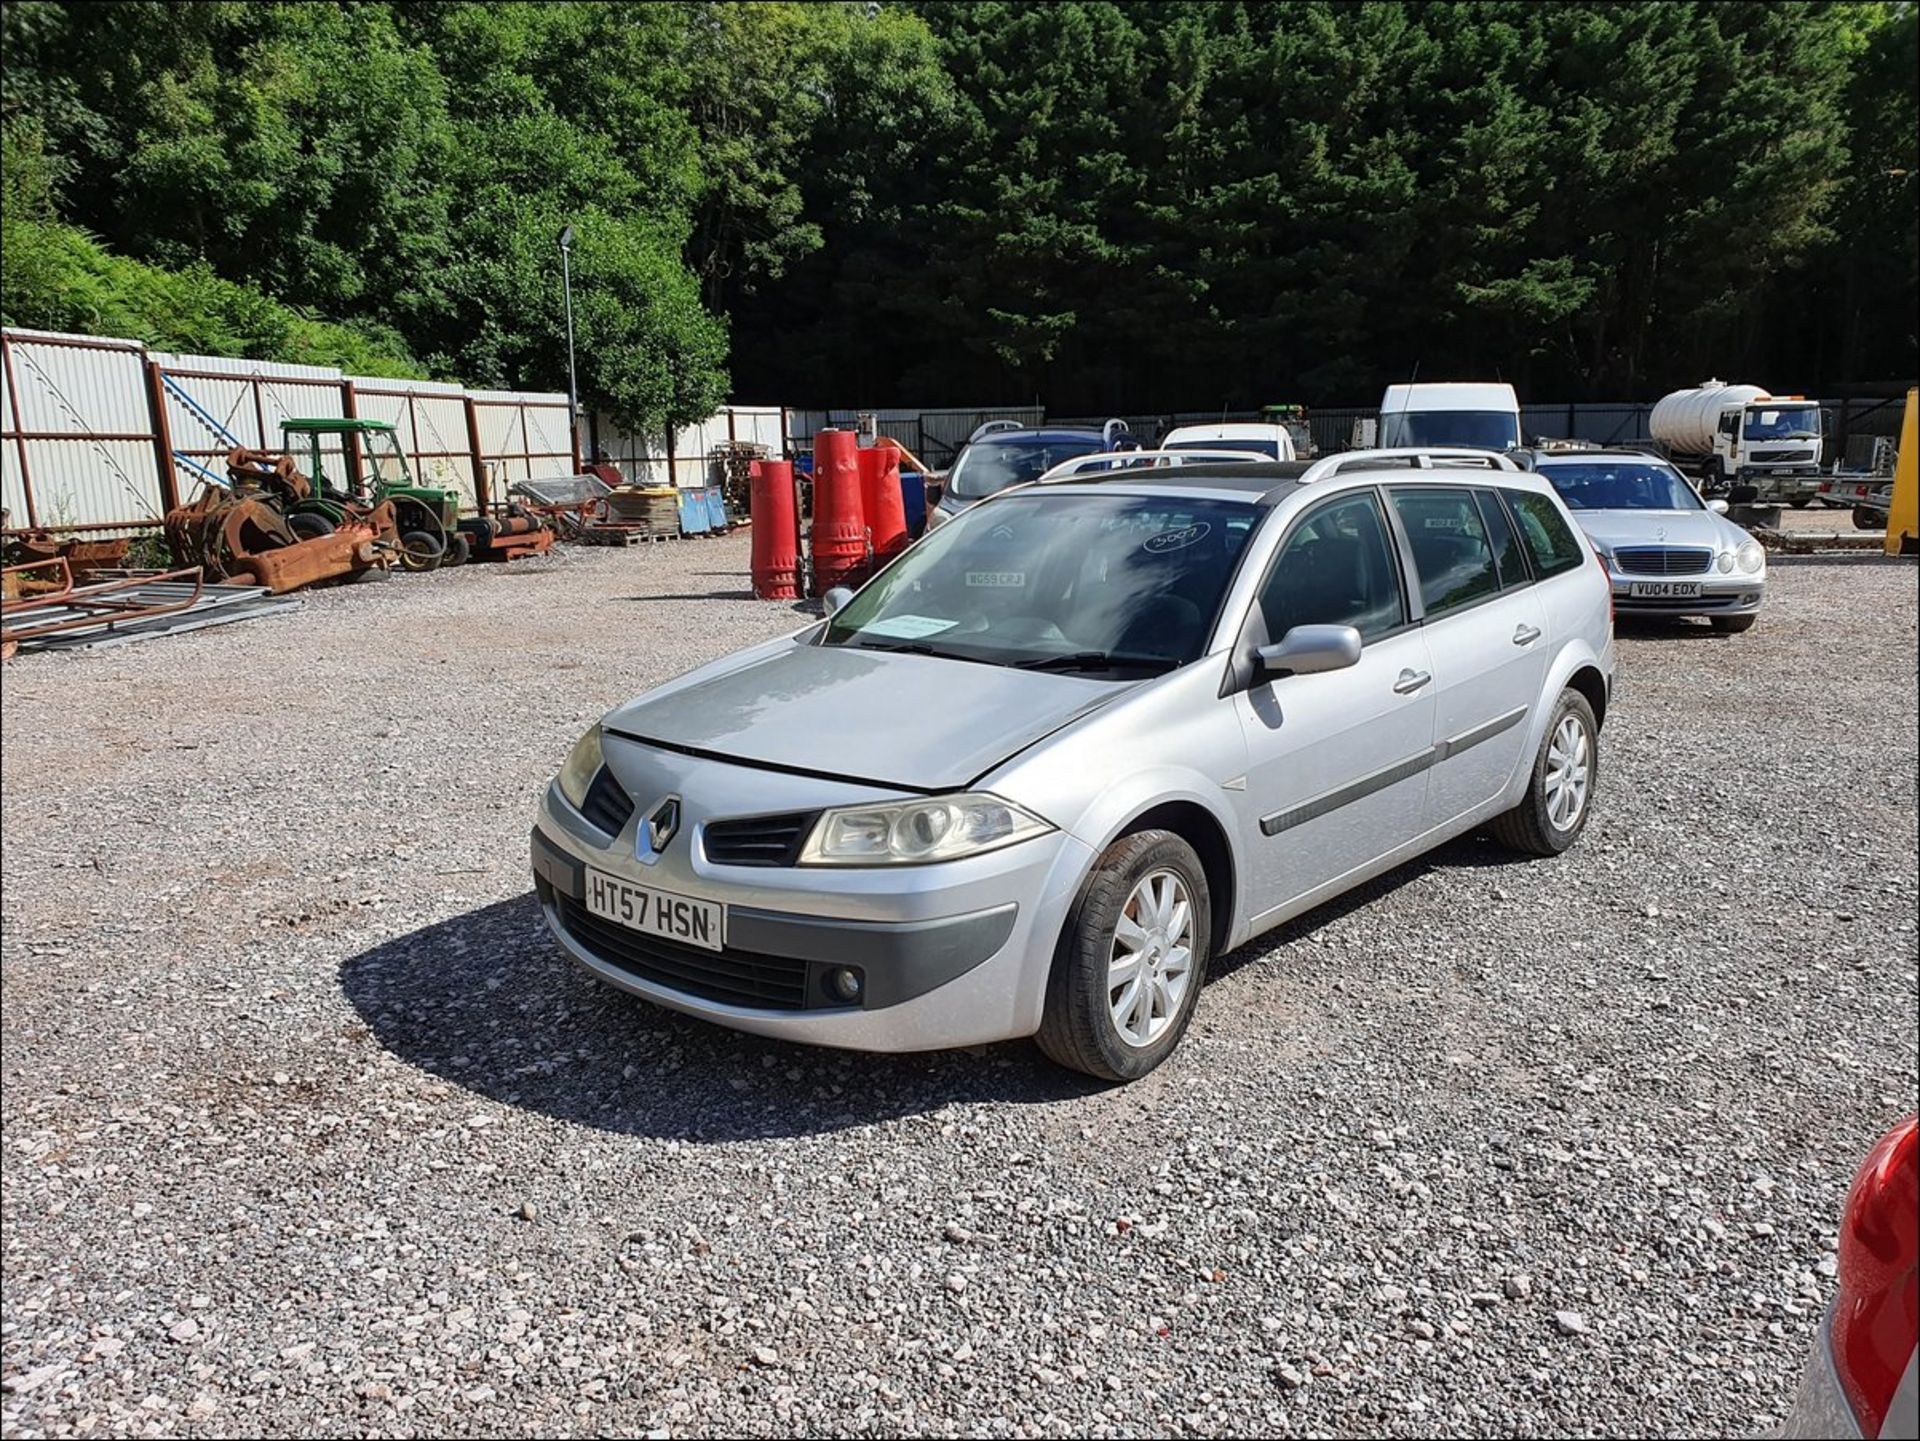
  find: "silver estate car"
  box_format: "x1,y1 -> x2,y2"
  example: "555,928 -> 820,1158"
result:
533,447 -> 1616,1080
1524,449 -> 1766,633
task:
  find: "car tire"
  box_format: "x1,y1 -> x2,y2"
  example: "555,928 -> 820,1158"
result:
1852,506 -> 1882,531
1036,829 -> 1212,1083
1789,494 -> 1813,509
1710,613 -> 1759,634
444,532 -> 472,567
1489,689 -> 1599,858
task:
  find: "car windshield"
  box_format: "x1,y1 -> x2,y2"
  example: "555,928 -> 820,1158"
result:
1541,462 -> 1703,511
1379,410 -> 1521,450
946,437 -> 1104,499
1744,405 -> 1821,441
1166,437 -> 1282,459
822,493 -> 1260,673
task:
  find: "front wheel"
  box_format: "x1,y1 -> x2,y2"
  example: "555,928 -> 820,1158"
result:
1489,689 -> 1598,857
1711,613 -> 1758,634
1852,506 -> 1883,532
1036,830 -> 1212,1082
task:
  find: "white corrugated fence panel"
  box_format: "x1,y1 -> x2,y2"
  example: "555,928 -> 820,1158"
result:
16,440 -> 165,529
519,401 -> 574,479
2,328 -> 166,528
351,379 -> 479,511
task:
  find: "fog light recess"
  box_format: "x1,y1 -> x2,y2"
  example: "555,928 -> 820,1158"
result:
828,967 -> 864,1004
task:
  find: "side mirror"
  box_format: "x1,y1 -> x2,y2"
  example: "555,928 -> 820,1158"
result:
1707,498 -> 1730,515
1254,624 -> 1363,682
821,586 -> 854,618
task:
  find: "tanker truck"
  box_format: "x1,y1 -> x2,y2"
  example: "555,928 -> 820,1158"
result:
1649,380 -> 1825,505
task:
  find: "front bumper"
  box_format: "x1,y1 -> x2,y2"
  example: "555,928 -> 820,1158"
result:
1608,570 -> 1765,618
530,739 -> 1094,1051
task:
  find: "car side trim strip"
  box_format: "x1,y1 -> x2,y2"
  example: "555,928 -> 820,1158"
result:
1437,705 -> 1528,759
1261,748 -> 1437,836
1258,705 -> 1529,837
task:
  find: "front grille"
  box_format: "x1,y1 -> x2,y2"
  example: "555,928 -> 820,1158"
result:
1614,546 -> 1712,576
555,894 -> 809,1009
580,766 -> 636,836
704,811 -> 818,867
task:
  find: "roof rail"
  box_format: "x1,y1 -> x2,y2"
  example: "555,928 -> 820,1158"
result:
1297,446 -> 1521,483
1035,449 -> 1264,483
967,418 -> 1026,444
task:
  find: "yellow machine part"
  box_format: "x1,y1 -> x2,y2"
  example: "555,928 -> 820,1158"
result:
1890,386 -> 1918,557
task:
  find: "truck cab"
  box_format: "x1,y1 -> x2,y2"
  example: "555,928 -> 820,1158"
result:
1715,398 -> 1824,504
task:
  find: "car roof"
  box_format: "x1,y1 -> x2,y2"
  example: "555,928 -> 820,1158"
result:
1028,454 -> 1562,509
1162,422 -> 1285,438
1037,461 -> 1310,506
1523,447 -> 1667,466
969,427 -> 1106,445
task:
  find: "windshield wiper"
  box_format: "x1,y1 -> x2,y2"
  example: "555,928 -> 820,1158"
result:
1013,650 -> 1175,674
846,639 -> 1000,667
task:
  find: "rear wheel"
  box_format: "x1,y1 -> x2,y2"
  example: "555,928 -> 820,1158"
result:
1489,689 -> 1598,857
1853,506 -> 1883,531
1788,494 -> 1813,509
1711,613 -> 1759,634
1036,830 -> 1211,1082
443,532 -> 472,566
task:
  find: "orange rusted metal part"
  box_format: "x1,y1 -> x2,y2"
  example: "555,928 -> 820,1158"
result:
226,526 -> 382,594
4,533 -> 134,582
2,555 -> 74,603
225,447 -> 313,501
164,491 -> 300,580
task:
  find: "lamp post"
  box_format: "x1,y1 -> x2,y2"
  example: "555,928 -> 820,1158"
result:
557,224 -> 580,464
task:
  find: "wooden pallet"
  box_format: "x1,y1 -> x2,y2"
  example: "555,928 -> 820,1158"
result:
581,525 -> 675,546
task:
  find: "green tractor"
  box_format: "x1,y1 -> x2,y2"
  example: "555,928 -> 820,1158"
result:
280,418 -> 468,570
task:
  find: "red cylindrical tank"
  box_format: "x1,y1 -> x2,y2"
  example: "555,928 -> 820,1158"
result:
749,459 -> 800,600
857,445 -> 908,563
810,428 -> 867,593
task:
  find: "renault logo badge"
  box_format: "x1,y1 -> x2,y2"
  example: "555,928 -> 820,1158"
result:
636,797 -> 680,862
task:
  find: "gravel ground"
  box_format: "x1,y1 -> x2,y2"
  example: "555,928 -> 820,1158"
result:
3,535 -> 1915,1439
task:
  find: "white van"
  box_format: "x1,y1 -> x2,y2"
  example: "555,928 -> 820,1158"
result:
1379,382 -> 1523,451
1159,421 -> 1298,462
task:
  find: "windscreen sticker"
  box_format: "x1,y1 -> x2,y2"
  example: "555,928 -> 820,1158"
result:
1143,522 -> 1211,554
965,570 -> 1027,588
860,614 -> 958,639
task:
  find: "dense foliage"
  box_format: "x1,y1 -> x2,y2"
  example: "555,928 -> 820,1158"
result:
2,1 -> 1914,422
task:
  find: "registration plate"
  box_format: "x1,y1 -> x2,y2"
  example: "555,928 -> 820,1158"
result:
1628,580 -> 1701,599
584,868 -> 725,951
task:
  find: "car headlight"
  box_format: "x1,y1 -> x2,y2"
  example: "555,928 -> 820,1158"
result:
557,726 -> 603,808
799,793 -> 1053,865
1716,551 -> 1735,573
1736,540 -> 1765,574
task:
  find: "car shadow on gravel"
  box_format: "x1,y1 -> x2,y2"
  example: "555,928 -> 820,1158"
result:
338,894 -> 1096,1142
1207,830 -> 1519,981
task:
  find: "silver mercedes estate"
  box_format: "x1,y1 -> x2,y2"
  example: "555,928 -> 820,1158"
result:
533,447 -> 1616,1080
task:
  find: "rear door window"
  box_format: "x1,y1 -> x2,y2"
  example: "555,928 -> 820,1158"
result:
1388,488 -> 1500,618
1474,489 -> 1532,589
1503,490 -> 1587,577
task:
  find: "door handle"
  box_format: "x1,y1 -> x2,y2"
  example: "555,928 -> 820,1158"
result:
1392,668 -> 1432,695
1513,624 -> 1543,646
